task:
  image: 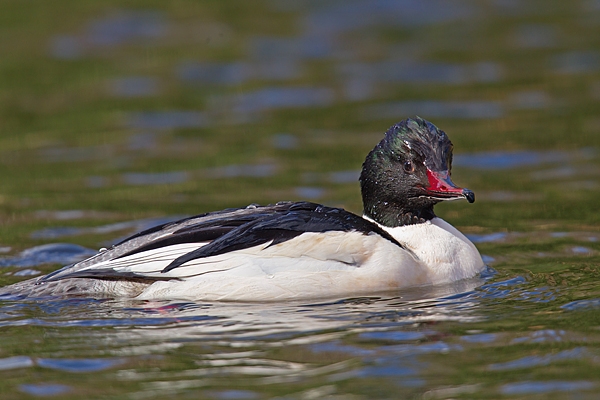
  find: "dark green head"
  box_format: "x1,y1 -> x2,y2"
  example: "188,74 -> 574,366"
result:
359,117 -> 474,227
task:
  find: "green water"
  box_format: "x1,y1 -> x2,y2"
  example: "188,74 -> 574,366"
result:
1,0 -> 600,398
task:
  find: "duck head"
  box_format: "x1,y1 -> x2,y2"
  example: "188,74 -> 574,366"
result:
360,117 -> 474,227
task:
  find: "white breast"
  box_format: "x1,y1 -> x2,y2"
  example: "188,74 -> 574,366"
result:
380,217 -> 484,284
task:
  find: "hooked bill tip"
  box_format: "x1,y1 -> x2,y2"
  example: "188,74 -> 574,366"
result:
463,189 -> 475,203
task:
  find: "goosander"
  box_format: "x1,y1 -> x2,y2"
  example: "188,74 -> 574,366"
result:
3,117 -> 484,301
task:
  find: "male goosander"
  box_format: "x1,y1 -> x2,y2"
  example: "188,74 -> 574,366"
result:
3,117 -> 484,301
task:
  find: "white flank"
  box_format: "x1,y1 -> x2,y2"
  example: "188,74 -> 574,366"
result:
135,231 -> 427,301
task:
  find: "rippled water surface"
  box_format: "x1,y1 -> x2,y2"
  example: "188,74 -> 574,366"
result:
1,0 -> 600,398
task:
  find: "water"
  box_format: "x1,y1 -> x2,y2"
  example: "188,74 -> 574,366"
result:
1,268 -> 599,398
364,100 -> 505,120
109,77 -> 160,98
1,0 -> 600,398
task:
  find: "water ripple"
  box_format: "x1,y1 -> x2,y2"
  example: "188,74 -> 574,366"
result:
0,244 -> 95,268
488,347 -> 589,371
364,100 -> 504,120
561,298 -> 600,311
0,356 -> 35,370
500,380 -> 595,395
37,357 -> 126,373
19,383 -> 72,396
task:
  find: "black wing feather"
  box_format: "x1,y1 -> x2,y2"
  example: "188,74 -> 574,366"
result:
116,226 -> 235,259
162,203 -> 404,273
47,269 -> 180,282
113,205 -> 301,259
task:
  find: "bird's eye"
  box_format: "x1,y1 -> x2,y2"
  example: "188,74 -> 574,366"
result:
403,161 -> 414,173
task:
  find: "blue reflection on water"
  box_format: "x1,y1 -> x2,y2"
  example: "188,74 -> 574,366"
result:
561,298 -> 600,311
178,62 -> 251,85
479,276 -> 527,299
500,380 -> 595,395
295,187 -> 325,199
29,217 -> 182,241
509,90 -> 551,109
337,61 -> 502,100
203,163 -> 278,179
488,347 -> 586,371
128,111 -> 209,130
221,87 -> 335,114
177,49 -> 306,84
466,233 -> 507,243
128,132 -> 159,151
0,244 -> 95,268
272,134 -> 299,150
339,61 -> 502,86
40,145 -> 112,163
250,36 -> 333,60
454,150 -> 568,170
510,329 -> 566,344
302,0 -> 475,36
512,24 -> 559,48
49,10 -> 167,59
49,35 -> 83,59
122,171 -> 189,185
365,100 -> 504,120
359,364 -> 418,378
19,383 -> 72,396
13,269 -> 41,277
571,246 -> 593,254
86,176 -> 110,188
37,357 -> 125,373
310,341 -> 374,357
209,389 -> 260,400
109,76 -> 160,97
0,310 -> 219,328
552,51 -> 600,74
86,11 -> 167,47
460,333 -> 498,343
0,356 -> 35,370
359,331 -> 428,342
329,170 -> 360,184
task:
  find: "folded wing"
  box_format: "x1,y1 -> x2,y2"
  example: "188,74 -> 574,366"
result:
38,202 -> 403,284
